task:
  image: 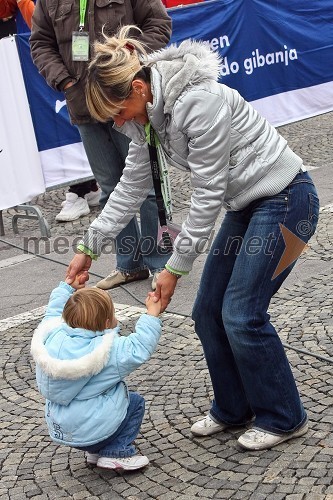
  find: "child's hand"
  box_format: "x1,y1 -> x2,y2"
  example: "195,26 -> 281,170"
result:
145,293 -> 162,317
65,271 -> 88,290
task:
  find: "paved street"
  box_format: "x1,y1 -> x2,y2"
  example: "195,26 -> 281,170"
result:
0,112 -> 332,499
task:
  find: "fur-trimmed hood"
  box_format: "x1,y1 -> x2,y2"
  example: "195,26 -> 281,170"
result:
31,317 -> 116,380
31,316 -> 117,405
145,40 -> 222,114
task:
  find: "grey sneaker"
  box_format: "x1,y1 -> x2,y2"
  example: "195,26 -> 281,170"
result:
238,421 -> 309,450
191,414 -> 227,436
97,454 -> 149,471
95,269 -> 150,290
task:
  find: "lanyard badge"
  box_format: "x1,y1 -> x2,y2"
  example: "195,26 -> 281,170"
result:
72,0 -> 89,61
72,31 -> 89,61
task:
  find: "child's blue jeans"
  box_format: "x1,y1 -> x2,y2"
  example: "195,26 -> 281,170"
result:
77,392 -> 145,458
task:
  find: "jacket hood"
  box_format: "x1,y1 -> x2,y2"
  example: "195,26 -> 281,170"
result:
31,317 -> 115,380
145,40 -> 222,114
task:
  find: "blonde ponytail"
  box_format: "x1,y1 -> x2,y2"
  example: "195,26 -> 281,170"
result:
86,25 -> 147,122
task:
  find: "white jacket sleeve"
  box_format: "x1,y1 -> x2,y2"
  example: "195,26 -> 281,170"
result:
81,140 -> 153,255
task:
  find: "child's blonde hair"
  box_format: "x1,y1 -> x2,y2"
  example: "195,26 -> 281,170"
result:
86,25 -> 147,122
63,288 -> 115,331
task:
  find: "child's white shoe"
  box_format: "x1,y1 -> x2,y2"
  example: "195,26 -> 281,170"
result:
85,452 -> 99,465
97,454 -> 149,471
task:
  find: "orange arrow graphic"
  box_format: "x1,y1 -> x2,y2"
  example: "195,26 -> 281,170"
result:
272,224 -> 309,280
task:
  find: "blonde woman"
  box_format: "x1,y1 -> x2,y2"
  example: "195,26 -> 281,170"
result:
67,27 -> 319,451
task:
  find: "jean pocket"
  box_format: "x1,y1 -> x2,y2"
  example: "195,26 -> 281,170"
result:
306,192 -> 320,237
309,192 -> 319,220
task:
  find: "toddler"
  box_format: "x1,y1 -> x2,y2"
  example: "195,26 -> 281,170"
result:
31,273 -> 161,471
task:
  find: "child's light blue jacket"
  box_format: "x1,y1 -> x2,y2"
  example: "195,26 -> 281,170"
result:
30,282 -> 162,447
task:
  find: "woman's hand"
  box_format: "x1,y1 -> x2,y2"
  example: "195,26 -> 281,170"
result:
66,253 -> 92,285
152,269 -> 179,312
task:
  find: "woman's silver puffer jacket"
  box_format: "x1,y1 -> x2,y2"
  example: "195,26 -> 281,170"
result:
82,40 -> 303,273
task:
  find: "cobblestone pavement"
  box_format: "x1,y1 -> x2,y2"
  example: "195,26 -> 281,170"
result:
0,113 -> 333,499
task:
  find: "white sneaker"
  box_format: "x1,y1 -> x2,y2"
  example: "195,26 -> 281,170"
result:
61,189 -> 101,207
238,421 -> 309,450
85,452 -> 99,465
97,454 -> 149,471
85,188 -> 101,207
151,272 -> 161,291
191,414 -> 227,436
55,193 -> 90,222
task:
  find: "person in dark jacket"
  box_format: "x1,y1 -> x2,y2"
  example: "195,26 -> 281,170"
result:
30,0 -> 172,291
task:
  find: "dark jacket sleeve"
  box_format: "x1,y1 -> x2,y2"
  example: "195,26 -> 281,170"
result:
131,0 -> 172,52
30,0 -> 72,91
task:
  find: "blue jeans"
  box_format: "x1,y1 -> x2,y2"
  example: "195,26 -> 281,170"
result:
192,171 -> 319,435
77,392 -> 145,458
78,122 -> 170,273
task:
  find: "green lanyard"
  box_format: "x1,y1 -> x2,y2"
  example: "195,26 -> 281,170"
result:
145,123 -> 173,221
79,0 -> 88,30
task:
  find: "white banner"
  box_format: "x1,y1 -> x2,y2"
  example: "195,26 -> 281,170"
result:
40,142 -> 92,189
250,81 -> 333,127
0,37 -> 45,211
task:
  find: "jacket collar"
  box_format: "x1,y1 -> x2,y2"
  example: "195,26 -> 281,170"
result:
145,40 -> 221,114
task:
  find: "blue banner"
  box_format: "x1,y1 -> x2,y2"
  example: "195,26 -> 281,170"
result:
15,0 -> 333,152
169,0 -> 333,101
16,34 -> 81,152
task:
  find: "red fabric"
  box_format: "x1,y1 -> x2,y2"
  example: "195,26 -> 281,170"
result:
0,0 -> 17,20
0,0 -> 34,28
165,0 -> 204,7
